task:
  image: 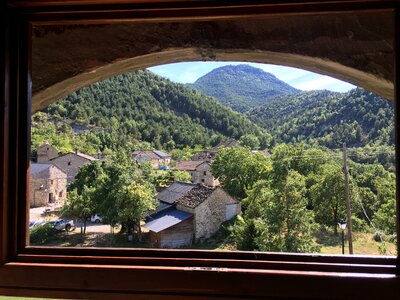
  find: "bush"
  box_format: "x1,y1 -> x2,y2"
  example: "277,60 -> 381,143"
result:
351,216 -> 370,233
30,222 -> 56,245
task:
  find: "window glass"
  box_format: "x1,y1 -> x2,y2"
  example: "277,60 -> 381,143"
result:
29,16 -> 396,256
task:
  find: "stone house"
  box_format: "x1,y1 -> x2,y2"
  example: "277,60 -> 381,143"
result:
132,150 -> 171,169
30,163 -> 67,208
174,161 -> 219,187
37,141 -> 59,163
144,183 -> 240,247
50,150 -> 97,183
176,185 -> 240,241
192,139 -> 239,161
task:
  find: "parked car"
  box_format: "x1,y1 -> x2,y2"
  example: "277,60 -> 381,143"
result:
29,219 -> 45,230
50,219 -> 74,232
90,214 -> 102,223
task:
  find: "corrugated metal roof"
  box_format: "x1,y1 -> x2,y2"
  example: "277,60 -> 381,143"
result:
144,208 -> 193,233
30,163 -> 53,174
153,150 -> 171,158
150,202 -> 173,215
156,182 -> 196,204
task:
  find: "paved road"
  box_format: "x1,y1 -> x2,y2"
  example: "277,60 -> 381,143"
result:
30,206 -> 116,234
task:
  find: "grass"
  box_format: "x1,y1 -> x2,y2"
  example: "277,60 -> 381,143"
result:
29,221 -> 397,256
318,231 -> 397,256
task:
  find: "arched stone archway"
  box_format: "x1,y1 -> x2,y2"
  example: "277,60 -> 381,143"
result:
32,11 -> 394,112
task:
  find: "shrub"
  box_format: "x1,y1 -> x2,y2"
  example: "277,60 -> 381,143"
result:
30,222 -> 56,245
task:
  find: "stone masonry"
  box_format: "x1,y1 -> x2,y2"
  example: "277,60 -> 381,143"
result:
177,186 -> 240,241
30,163 -> 67,208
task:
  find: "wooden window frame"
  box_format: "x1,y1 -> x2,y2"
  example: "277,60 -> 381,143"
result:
1,0 -> 400,298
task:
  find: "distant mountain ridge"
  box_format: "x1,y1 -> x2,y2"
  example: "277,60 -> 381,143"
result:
247,88 -> 394,148
188,65 -> 299,112
33,70 -> 271,155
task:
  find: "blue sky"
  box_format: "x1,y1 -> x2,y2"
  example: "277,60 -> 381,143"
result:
148,62 -> 355,93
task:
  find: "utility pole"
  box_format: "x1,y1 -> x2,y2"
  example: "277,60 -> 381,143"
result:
342,143 -> 353,254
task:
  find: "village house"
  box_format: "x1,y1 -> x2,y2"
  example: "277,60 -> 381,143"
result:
144,183 -> 240,247
132,150 -> 171,169
174,160 -> 219,187
192,139 -> 239,161
50,150 -> 97,183
30,163 -> 67,208
37,141 -> 59,163
176,185 -> 240,241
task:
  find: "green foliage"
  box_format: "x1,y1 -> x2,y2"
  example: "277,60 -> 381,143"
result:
173,170 -> 192,183
189,65 -> 298,113
30,223 -> 56,245
32,69 -> 271,155
238,134 -> 260,150
61,188 -> 95,234
236,173 -> 319,253
211,147 -> 270,199
64,151 -> 157,238
247,88 -> 394,149
373,198 -> 396,235
309,162 -> 347,234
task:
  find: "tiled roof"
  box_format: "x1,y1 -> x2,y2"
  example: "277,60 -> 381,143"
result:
76,151 -> 97,161
156,181 -> 196,204
210,139 -> 239,151
50,151 -> 96,161
30,163 -> 53,174
143,208 -> 193,233
176,184 -> 215,208
153,150 -> 171,158
174,160 -> 207,171
133,150 -> 171,160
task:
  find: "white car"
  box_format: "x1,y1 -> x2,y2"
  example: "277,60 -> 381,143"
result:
50,219 -> 75,232
29,219 -> 45,230
90,214 -> 102,223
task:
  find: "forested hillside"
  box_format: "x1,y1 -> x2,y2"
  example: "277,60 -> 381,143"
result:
32,70 -> 271,155
247,88 -> 394,148
189,65 -> 299,112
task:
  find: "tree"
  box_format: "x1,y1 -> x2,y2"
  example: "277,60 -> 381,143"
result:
115,181 -> 157,240
235,171 -> 319,253
309,162 -> 347,235
211,147 -> 270,199
61,188 -> 95,234
239,134 -> 260,150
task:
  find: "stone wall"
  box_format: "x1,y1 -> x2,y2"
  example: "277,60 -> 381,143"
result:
192,163 -> 219,187
37,144 -> 59,163
51,153 -> 93,183
177,188 -> 239,241
30,166 -> 67,208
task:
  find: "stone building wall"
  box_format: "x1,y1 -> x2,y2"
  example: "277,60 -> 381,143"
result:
177,188 -> 239,241
51,153 -> 94,183
30,166 -> 67,208
192,163 -> 219,187
37,144 -> 59,163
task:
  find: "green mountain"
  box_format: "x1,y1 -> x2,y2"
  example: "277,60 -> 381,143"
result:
188,64 -> 299,112
32,70 -> 271,155
247,88 -> 394,148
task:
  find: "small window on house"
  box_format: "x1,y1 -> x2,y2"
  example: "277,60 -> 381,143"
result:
50,180 -> 53,185
203,171 -> 207,175
201,179 -> 205,183
47,147 -> 49,150
59,191 -> 63,197
68,162 -> 71,166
